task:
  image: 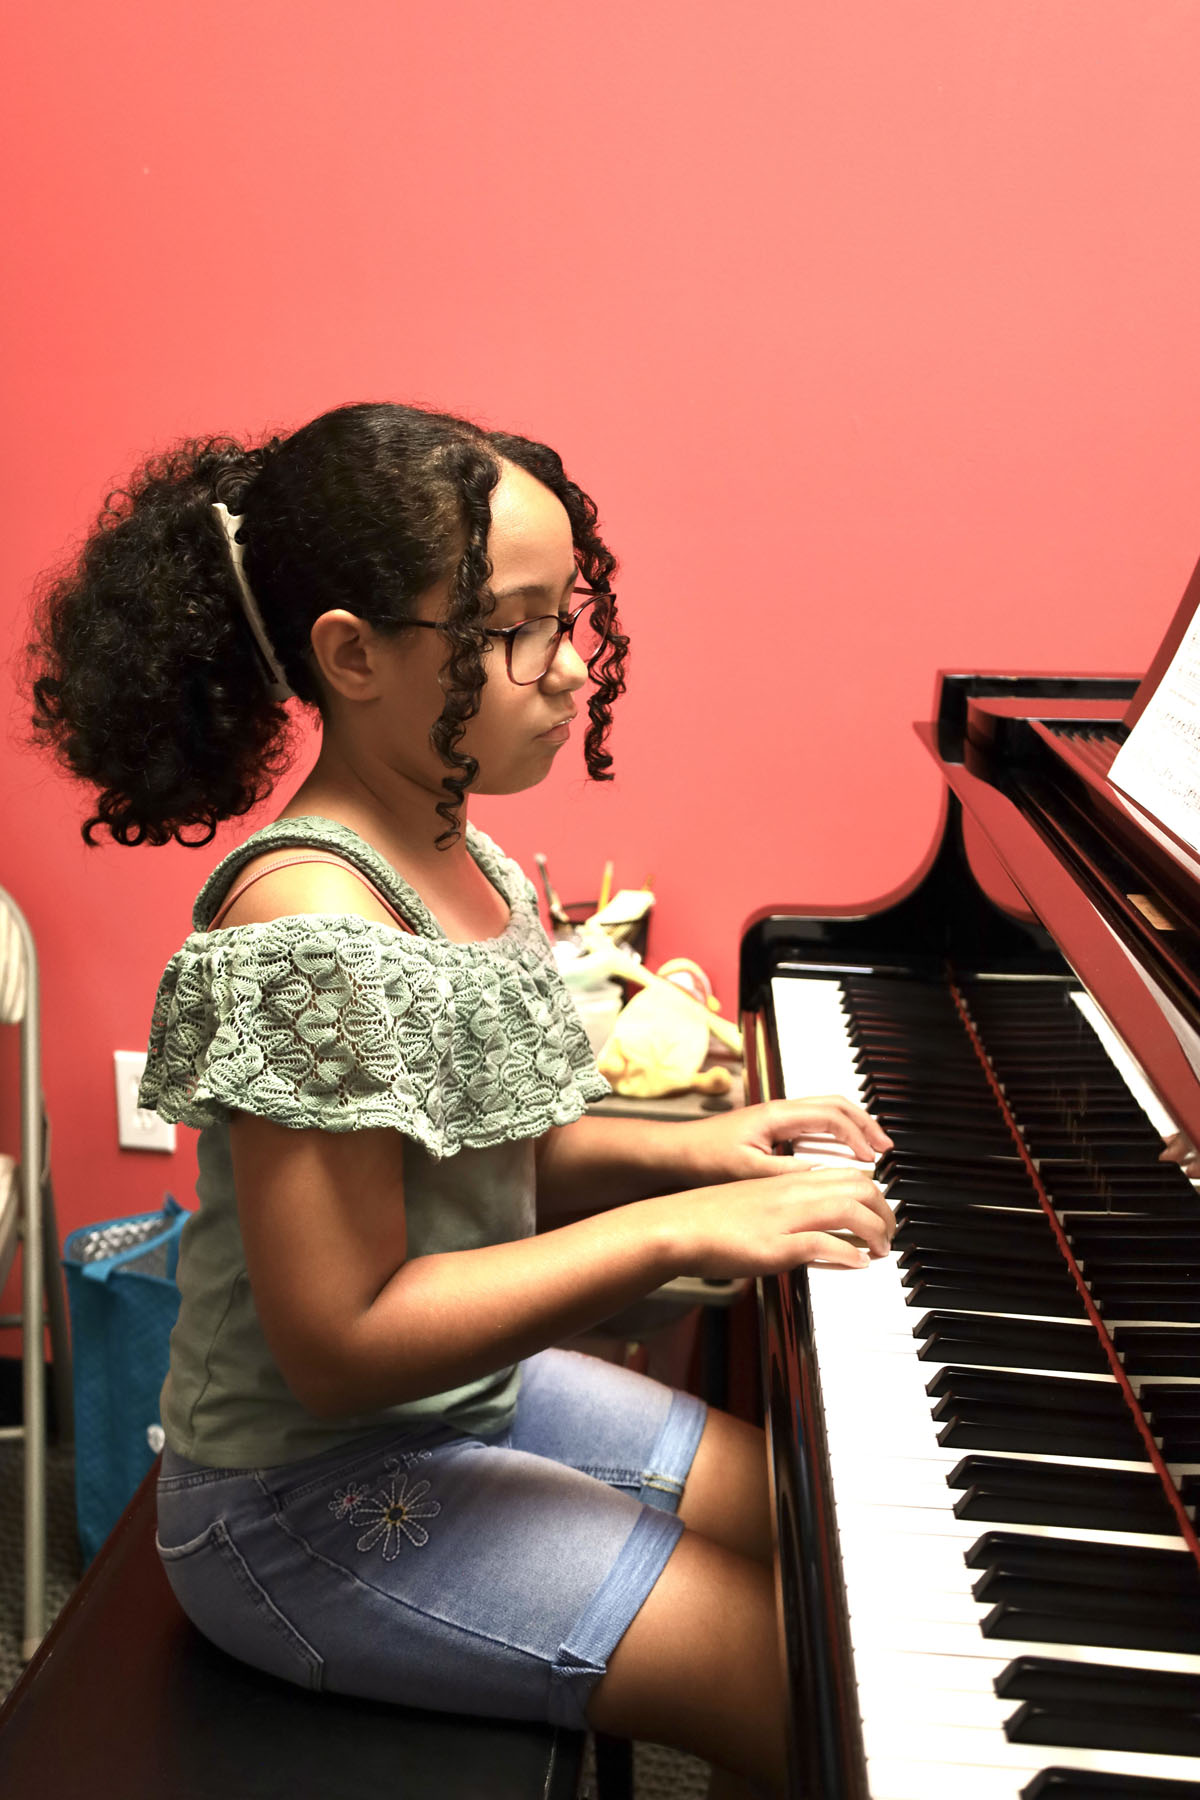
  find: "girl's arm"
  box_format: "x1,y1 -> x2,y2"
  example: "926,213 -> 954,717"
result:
534,1098 -> 893,1217
230,1110 -> 893,1420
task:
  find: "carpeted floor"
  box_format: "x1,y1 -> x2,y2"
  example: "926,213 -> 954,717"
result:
0,1440 -> 80,1701
0,1441 -> 710,1797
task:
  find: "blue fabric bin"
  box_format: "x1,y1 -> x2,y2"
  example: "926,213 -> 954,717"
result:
62,1194 -> 189,1564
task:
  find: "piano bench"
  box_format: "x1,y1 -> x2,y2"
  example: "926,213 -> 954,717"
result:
0,1463 -> 631,1800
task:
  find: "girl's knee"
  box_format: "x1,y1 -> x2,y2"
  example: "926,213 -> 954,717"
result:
677,1410 -> 773,1567
585,1529 -> 784,1792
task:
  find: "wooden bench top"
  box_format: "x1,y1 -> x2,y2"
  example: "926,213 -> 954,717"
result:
0,1463 -> 584,1800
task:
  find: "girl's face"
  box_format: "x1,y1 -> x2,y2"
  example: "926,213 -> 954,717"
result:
364,460 -> 591,798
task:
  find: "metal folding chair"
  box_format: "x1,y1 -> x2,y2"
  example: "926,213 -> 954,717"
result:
0,884 -> 73,1660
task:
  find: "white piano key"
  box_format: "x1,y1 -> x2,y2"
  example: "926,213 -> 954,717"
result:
852,1647 -> 1018,1695
843,1577 -> 986,1629
1071,988 -> 1178,1139
867,1757 -> 1026,1800
831,1502 -> 1190,1553
863,1718 -> 1200,1787
851,1676 -> 1013,1732
836,1614 -> 1200,1674
769,969 -> 1200,1792
771,974 -> 863,1098
837,1535 -> 977,1590
820,1428 -> 1162,1478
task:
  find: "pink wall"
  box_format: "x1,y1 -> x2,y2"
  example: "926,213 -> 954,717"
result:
4,1 -> 1200,1347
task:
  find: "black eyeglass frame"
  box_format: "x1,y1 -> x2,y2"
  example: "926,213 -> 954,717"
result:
405,589 -> 616,686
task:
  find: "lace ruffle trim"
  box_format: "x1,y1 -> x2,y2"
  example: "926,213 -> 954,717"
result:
139,912 -> 609,1159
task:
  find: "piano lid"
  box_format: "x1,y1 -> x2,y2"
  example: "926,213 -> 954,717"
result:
920,667 -> 1200,1150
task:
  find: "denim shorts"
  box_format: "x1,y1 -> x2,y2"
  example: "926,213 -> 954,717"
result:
156,1348 -> 707,1730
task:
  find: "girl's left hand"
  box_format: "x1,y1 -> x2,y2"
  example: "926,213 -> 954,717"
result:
674,1097 -> 893,1186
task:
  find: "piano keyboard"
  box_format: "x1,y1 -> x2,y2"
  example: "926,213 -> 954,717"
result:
770,968 -> 1200,1800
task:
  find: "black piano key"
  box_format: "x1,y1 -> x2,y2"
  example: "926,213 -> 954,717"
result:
1092,1283 -> 1200,1324
844,1000 -> 963,1025
1081,1251 -> 1200,1275
1006,1701 -> 1200,1757
948,1456 -> 1178,1531
1112,1327 -> 1200,1376
966,1532 -> 1200,1593
893,1199 -> 1049,1231
897,1249 -> 1070,1281
975,1565 -> 1200,1620
1059,1192 -> 1200,1220
1021,1767 -> 1200,1799
914,1311 -> 1111,1372
1049,1163 -> 1195,1188
893,1195 -> 1050,1222
877,1141 -> 1027,1172
852,1047 -> 977,1075
1052,1128 -> 1170,1152
947,1454 -> 1165,1502
976,1583 -> 1200,1653
899,1248 -> 1071,1282
918,1333 -> 1103,1372
1160,1427 -> 1200,1460
905,1278 -> 1086,1318
895,1216 -> 1057,1260
860,1069 -> 992,1099
927,1369 -> 1128,1415
1068,1220 -> 1200,1244
1145,1388 -> 1200,1456
1143,1385 -> 1200,1417
908,1271 -> 1083,1307
934,1405 -> 1145,1457
953,1482 -> 1170,1531
995,1654 -> 1200,1710
894,1223 -> 1050,1253
1090,1269 -> 1200,1290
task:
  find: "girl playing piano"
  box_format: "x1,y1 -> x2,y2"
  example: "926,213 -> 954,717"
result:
29,401 -> 894,1797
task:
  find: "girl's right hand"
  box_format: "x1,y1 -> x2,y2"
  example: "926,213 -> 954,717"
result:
649,1163 -> 896,1280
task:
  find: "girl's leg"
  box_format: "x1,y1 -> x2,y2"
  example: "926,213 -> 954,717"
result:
675,1408 -> 773,1567
584,1525 -> 786,1795
507,1356 -> 785,1787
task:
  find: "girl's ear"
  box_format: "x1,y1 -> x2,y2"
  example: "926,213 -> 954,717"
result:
308,610 -> 384,701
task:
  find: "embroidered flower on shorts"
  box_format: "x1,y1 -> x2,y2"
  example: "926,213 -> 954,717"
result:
328,1481 -> 371,1520
352,1472 -> 441,1556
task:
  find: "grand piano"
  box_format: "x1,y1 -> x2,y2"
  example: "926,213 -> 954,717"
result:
739,586 -> 1200,1800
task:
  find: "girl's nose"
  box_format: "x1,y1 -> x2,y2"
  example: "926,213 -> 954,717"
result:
542,635 -> 588,691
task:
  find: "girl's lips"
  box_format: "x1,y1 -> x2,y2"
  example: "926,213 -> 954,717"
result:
538,714 -> 575,743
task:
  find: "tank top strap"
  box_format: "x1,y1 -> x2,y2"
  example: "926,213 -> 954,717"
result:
206,852 -> 417,933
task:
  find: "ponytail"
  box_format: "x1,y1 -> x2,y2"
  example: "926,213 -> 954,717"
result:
28,437 -> 293,846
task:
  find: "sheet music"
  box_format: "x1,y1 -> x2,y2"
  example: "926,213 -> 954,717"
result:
1109,593 -> 1200,855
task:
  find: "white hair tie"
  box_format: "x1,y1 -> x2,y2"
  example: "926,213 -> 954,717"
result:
212,503 -> 294,701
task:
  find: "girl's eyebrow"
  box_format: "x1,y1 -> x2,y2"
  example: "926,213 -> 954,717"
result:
490,570 -> 580,602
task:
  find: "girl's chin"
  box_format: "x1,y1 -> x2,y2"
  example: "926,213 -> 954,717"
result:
472,757 -> 561,798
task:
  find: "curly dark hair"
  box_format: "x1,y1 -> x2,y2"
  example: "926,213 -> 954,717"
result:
27,401 -> 627,848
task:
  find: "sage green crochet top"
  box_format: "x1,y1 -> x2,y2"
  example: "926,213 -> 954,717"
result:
140,816 -> 609,1468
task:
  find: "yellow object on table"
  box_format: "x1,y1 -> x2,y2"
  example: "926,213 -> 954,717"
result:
597,981 -> 735,1099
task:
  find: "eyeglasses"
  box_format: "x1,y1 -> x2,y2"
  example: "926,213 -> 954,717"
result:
407,590 -> 616,686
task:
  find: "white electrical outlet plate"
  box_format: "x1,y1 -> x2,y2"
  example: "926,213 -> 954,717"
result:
114,1050 -> 175,1153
